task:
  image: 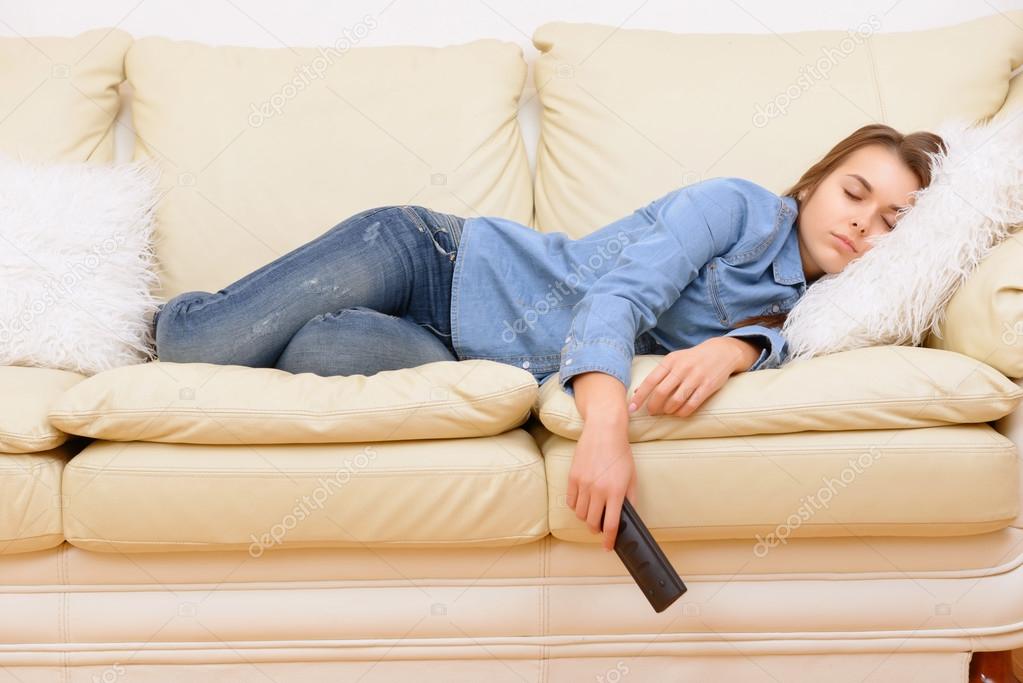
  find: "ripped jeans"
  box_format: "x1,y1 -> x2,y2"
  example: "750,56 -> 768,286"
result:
153,205 -> 465,377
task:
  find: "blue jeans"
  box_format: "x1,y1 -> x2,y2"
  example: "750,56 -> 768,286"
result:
154,205 -> 465,377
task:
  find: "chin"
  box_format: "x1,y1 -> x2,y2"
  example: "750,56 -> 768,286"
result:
816,246 -> 850,274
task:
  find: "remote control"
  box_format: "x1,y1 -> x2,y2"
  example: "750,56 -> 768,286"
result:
601,498 -> 687,613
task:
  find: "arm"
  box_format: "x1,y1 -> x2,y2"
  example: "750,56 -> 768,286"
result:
566,370 -> 635,552
723,323 -> 787,370
560,179 -> 745,399
627,334 -> 766,417
562,179 -> 747,551
722,335 -> 767,373
568,339 -> 761,550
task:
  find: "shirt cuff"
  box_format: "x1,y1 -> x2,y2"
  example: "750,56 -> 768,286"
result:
723,324 -> 787,371
559,342 -> 632,398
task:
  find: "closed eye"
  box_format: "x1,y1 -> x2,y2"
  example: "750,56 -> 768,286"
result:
844,189 -> 893,230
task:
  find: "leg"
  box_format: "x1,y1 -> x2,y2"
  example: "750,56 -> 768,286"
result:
275,306 -> 456,376
155,205 -> 428,367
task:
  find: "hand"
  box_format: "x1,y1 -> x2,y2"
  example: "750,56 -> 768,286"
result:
566,420 -> 637,552
628,337 -> 757,417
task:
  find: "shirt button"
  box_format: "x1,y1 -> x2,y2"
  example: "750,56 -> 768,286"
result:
565,335 -> 571,343
565,358 -> 573,365
771,304 -> 781,313
521,361 -> 530,369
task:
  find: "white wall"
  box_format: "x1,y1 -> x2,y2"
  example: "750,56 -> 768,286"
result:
2,0 -> 1021,172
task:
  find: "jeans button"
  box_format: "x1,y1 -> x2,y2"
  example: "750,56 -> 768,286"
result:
521,360 -> 530,369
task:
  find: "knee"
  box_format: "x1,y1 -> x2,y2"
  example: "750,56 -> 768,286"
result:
153,290 -> 225,363
275,307 -> 455,376
274,308 -> 376,375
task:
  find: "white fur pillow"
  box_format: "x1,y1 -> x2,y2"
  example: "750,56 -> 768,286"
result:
781,112 -> 1023,364
0,155 -> 162,375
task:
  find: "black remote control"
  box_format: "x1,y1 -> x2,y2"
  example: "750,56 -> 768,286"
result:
601,498 -> 687,613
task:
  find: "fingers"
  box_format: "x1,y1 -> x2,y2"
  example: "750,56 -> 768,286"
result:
602,496 -> 623,551
566,477 -> 578,510
663,381 -> 698,415
586,493 -> 604,537
629,361 -> 670,413
672,384 -> 705,417
574,485 -> 591,524
647,371 -> 685,415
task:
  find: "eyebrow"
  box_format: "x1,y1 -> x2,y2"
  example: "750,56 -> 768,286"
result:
846,173 -> 909,212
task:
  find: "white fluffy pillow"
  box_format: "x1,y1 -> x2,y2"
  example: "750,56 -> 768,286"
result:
780,113 -> 1023,364
0,155 -> 162,375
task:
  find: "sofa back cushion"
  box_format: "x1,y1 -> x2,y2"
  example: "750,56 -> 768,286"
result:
924,233 -> 1023,378
530,12 -> 1023,237
126,35 -> 532,298
0,28 -> 131,162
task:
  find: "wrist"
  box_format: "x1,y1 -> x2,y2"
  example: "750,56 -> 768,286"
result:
582,402 -> 630,431
717,336 -> 763,373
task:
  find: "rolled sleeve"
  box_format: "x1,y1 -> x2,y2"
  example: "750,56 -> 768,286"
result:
559,180 -> 745,397
723,324 -> 788,371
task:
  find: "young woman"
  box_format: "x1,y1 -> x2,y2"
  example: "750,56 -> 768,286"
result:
153,122 -> 946,551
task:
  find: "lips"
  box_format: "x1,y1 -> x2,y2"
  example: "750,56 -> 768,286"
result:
833,233 -> 857,253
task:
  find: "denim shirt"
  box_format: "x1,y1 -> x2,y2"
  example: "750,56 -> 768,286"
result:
449,176 -> 807,397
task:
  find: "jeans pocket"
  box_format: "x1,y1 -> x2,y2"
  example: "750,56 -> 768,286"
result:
401,205 -> 463,262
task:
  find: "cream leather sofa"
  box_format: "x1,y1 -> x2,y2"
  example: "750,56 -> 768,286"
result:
5,13 -> 1023,681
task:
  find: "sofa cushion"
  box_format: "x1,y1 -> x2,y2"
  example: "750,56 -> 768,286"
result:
61,429 -> 547,553
49,359 -> 537,444
0,28 -> 131,162
0,445 -> 75,555
530,13 -> 1023,237
0,366 -> 84,453
535,346 -> 1023,442
924,234 -> 1023,379
125,34 -> 533,298
536,422 -> 1018,543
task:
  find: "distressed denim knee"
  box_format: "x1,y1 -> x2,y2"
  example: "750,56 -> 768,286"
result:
275,306 -> 456,377
153,290 -> 263,366
153,290 -> 247,365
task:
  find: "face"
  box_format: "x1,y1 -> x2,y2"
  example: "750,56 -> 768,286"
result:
795,144 -> 921,283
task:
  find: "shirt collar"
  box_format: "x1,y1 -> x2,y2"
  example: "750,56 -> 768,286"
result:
772,195 -> 806,289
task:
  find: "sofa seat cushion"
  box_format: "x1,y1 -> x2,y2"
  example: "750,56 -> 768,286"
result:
535,422 -> 1018,543
125,34 -> 533,298
61,429 -> 547,553
49,359 -> 537,444
530,13 -> 1023,238
0,445 -> 76,555
0,366 -> 84,453
536,346 -> 1023,442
